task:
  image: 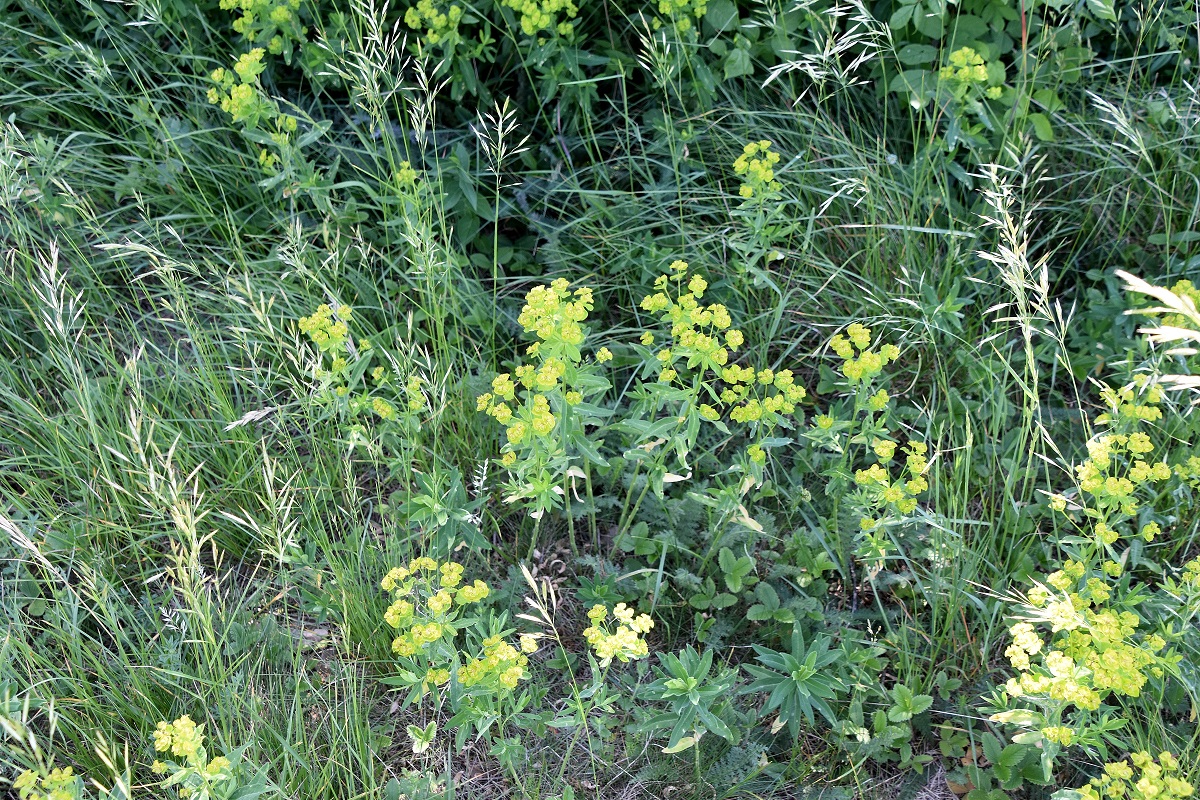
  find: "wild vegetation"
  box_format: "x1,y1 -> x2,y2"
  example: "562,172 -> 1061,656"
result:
1,0 -> 1198,798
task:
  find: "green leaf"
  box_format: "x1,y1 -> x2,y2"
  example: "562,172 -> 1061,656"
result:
697,706 -> 735,741
406,720 -> 437,753
887,683 -> 931,720
754,582 -> 780,609
982,733 -> 1004,767
228,781 -> 273,800
891,69 -> 936,98
723,47 -> 753,81
1085,0 -> 1117,19
1028,112 -> 1055,141
568,429 -> 609,467
897,44 -> 938,65
712,592 -> 738,609
947,13 -> 989,42
705,0 -> 739,31
746,604 -> 773,621
718,547 -> 754,592
912,7 -> 946,38
889,4 -> 915,28
1032,88 -> 1065,113
662,735 -> 696,753
989,709 -> 1045,728
999,743 -> 1026,768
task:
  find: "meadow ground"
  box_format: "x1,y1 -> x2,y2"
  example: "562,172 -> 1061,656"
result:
1,2 -> 1198,799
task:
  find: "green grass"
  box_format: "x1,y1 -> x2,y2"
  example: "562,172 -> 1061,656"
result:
1,1 -> 1198,798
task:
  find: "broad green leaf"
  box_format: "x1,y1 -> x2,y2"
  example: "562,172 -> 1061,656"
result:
982,733 -> 1004,767
712,592 -> 738,609
1032,88 -> 1064,113
1027,112 -> 1055,141
718,547 -> 736,574
754,582 -> 780,608
897,44 -> 938,65
912,7 -> 946,38
889,3 -> 915,28
705,0 -> 739,31
697,706 -> 735,741
746,604 -> 773,621
724,48 -> 753,81
999,743 -> 1026,768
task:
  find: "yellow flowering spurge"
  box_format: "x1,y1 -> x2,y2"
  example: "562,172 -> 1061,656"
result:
206,0 -> 322,180
459,634 -> 529,692
207,49 -> 278,128
829,322 -> 902,391
149,715 -> 257,800
732,140 -> 782,201
939,46 -> 988,85
1163,557 -> 1200,604
803,323 -> 901,457
634,260 -> 806,482
582,603 -> 654,667
394,160 -> 420,192
404,0 -> 468,47
153,715 -> 205,761
998,558 -> 1176,716
297,305 -> 429,431
938,46 -> 1005,102
13,765 -> 82,800
1176,455 -> 1200,489
299,303 -> 352,355
1071,752 -> 1194,800
501,0 -> 580,38
854,441 -> 929,521
987,376 -> 1196,772
850,439 -> 931,570
799,323 -> 933,572
1144,278 -> 1200,331
1065,380 -> 1174,530
517,278 -> 594,360
477,278 -> 611,519
652,0 -> 707,34
218,0 -> 306,59
991,572 -> 1179,762
209,0 -> 306,111
381,559 -> 529,707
